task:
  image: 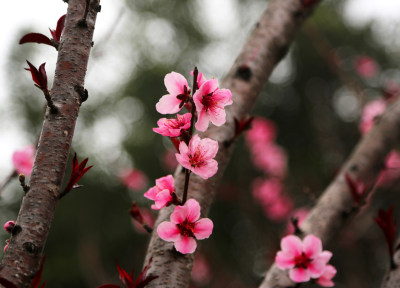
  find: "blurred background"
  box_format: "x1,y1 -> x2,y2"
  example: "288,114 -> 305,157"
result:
1,0 -> 400,287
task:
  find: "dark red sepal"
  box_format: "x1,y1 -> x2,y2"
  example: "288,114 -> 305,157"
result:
19,33 -> 53,46
136,258 -> 158,288
234,115 -> 254,138
374,205 -> 397,268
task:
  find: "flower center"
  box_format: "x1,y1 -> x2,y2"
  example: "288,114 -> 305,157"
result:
202,92 -> 215,111
176,85 -> 191,108
188,149 -> 205,168
294,252 -> 311,269
177,220 -> 195,237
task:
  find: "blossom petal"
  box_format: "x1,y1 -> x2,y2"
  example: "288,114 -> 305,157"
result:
156,94 -> 182,114
303,234 -> 322,259
281,235 -> 302,257
192,159 -> 218,179
275,251 -> 295,269
156,175 -> 174,192
195,109 -> 210,132
308,257 -> 326,278
164,72 -> 188,96
208,107 -> 226,127
289,267 -> 310,283
174,235 -> 197,254
193,218 -> 213,240
316,265 -> 336,287
157,222 -> 180,241
319,251 -> 333,264
185,199 -> 201,223
198,138 -> 219,159
154,190 -> 173,209
171,205 -> 188,224
144,187 -> 159,200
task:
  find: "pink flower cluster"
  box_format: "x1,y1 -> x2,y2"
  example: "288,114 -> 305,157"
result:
145,69 -> 232,254
246,118 -> 293,221
276,234 -> 336,286
121,168 -> 148,192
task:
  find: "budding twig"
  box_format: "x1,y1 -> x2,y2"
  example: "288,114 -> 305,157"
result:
18,174 -> 30,194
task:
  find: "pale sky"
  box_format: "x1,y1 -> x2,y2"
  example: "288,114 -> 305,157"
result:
1,0 -> 400,180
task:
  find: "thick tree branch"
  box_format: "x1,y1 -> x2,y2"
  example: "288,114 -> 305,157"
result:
0,0 -> 99,287
143,0 -> 318,286
259,89 -> 400,287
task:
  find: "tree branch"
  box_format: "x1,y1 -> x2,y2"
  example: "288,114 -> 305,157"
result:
0,0 -> 100,286
259,87 -> 400,287
381,243 -> 400,288
143,0 -> 319,286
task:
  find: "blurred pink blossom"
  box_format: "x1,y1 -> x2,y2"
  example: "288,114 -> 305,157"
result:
245,117 -> 277,146
12,145 -> 35,176
132,208 -> 155,234
354,55 -> 379,78
120,169 -> 148,191
191,252 -> 212,285
264,194 -> 293,222
251,144 -> 287,178
377,151 -> 400,186
316,265 -> 337,287
359,99 -> 386,135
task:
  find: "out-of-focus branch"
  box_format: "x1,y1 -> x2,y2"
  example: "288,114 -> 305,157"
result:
302,21 -> 366,105
260,94 -> 400,287
0,170 -> 17,196
0,0 -> 100,286
143,0 -> 320,286
381,243 -> 400,288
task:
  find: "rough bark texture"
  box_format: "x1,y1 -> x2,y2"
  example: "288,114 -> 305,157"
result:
0,1 -> 99,287
260,94 -> 400,287
144,0 -> 317,286
380,242 -> 400,288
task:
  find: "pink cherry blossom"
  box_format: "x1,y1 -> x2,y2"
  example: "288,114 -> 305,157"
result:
120,169 -> 147,192
359,99 -> 386,135
144,175 -> 175,210
12,145 -> 35,176
193,79 -> 232,132
252,178 -> 283,203
156,72 -> 191,114
157,199 -> 213,254
316,265 -> 337,287
175,134 -> 218,179
265,194 -> 293,222
354,55 -> 378,78
275,234 -> 331,283
153,113 -> 192,137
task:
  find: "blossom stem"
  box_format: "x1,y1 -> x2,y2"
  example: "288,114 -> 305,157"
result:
182,169 -> 191,204
181,67 -> 198,204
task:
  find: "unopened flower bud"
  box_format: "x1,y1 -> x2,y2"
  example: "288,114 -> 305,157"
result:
4,221 -> 16,234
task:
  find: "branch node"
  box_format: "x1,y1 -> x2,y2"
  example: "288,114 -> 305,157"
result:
43,90 -> 58,114
23,242 -> 41,256
74,85 -> 89,104
234,65 -> 252,81
11,225 -> 22,237
18,174 -> 30,194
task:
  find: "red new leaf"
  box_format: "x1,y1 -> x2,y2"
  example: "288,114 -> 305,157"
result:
234,115 -> 254,138
129,202 -> 144,224
25,60 -> 48,91
31,255 -> 46,288
19,33 -> 52,46
61,153 -> 93,197
49,15 -> 66,43
374,206 -> 397,267
96,258 -> 157,288
344,173 -> 365,205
